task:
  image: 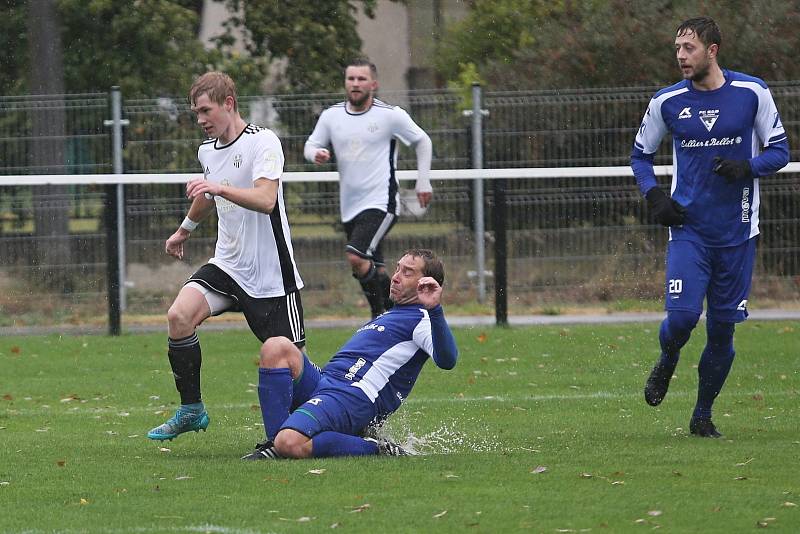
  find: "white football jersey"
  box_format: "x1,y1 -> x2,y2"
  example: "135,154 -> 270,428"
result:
198,124 -> 303,298
305,99 -> 428,222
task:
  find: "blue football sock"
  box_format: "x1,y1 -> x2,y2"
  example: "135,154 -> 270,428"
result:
258,368 -> 293,440
658,310 -> 699,369
694,320 -> 735,419
311,431 -> 379,457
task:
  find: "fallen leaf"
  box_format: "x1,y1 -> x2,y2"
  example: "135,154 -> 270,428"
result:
734,476 -> 747,481
10,346 -> 20,354
782,502 -> 797,507
445,474 -> 459,479
2,394 -> 12,401
611,481 -> 625,485
79,498 -> 88,505
756,521 -> 768,528
307,469 -> 326,475
250,404 -> 260,411
735,458 -> 754,466
579,472 -> 593,479
349,503 -> 370,513
159,447 -> 171,453
330,523 -> 340,529
476,333 -> 487,343
175,476 -> 193,480
648,510 -> 662,517
56,460 -> 66,467
433,510 -> 447,519
672,471 -> 682,477
0,481 -> 10,486
531,465 -> 548,474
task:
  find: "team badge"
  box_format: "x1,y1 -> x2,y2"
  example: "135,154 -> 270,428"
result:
367,122 -> 379,133
233,153 -> 243,168
699,109 -> 719,132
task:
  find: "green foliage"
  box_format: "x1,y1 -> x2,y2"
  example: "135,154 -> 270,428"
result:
0,0 -> 266,97
438,0 -> 800,90
220,0 -> 381,93
1,322 -> 798,531
0,1 -> 28,94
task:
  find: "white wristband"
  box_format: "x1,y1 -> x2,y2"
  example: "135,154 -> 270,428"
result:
180,216 -> 199,232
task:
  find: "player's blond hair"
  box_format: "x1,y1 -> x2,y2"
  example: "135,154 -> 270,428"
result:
189,71 -> 238,111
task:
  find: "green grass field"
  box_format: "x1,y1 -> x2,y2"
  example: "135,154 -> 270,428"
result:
1,321 -> 798,533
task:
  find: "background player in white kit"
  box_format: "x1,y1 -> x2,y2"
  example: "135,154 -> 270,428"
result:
631,17 -> 789,437
304,58 -> 433,319
148,72 -> 305,441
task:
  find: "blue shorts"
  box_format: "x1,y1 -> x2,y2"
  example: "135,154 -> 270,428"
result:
282,354 -> 377,438
664,238 -> 757,323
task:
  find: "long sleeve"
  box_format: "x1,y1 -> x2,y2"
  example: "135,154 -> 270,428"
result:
426,305 -> 458,370
413,133 -> 433,193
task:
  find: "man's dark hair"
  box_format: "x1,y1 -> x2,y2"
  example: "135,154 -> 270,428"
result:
676,17 -> 721,49
346,57 -> 378,79
405,248 -> 445,286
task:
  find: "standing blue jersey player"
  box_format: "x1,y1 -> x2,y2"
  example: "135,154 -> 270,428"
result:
631,17 -> 789,437
241,249 -> 458,459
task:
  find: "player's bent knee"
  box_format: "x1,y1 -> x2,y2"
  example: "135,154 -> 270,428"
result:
667,310 -> 700,335
274,429 -> 310,458
167,304 -> 195,333
259,336 -> 300,368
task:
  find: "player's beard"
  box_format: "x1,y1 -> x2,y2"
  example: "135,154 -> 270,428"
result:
348,89 -> 372,109
682,56 -> 711,83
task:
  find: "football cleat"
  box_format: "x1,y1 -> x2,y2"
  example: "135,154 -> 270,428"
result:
241,440 -> 281,460
366,437 -> 414,457
644,361 -> 674,406
147,408 -> 209,441
689,417 -> 722,438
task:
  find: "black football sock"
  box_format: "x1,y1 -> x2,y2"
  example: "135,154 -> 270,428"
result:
377,269 -> 392,310
356,263 -> 384,318
167,333 -> 202,405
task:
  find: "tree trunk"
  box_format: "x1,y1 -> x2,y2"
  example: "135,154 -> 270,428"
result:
27,0 -> 72,293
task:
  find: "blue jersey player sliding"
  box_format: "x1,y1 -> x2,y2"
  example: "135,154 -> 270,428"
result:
631,17 -> 789,438
241,248 -> 458,459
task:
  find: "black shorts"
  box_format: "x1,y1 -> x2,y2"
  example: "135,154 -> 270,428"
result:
343,209 -> 396,267
187,264 -> 305,346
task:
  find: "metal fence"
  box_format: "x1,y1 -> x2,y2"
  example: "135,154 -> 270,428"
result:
1,85 -> 799,328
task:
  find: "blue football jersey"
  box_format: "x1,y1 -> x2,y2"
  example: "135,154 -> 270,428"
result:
321,304 -> 457,419
631,70 -> 789,247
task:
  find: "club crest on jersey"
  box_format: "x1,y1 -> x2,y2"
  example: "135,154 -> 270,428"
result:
699,109 -> 719,132
367,122 -> 379,133
678,107 -> 692,119
233,153 -> 242,168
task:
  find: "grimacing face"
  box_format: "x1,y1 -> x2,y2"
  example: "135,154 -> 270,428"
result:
675,30 -> 715,83
389,254 -> 425,305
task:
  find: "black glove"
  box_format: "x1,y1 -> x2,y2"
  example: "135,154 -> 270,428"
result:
645,187 -> 686,227
713,156 -> 752,183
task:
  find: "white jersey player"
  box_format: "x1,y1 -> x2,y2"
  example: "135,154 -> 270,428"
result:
148,72 -> 305,442
304,58 -> 433,319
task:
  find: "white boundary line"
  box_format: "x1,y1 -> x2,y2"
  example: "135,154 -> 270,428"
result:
4,389 -> 792,416
2,162 -> 799,185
